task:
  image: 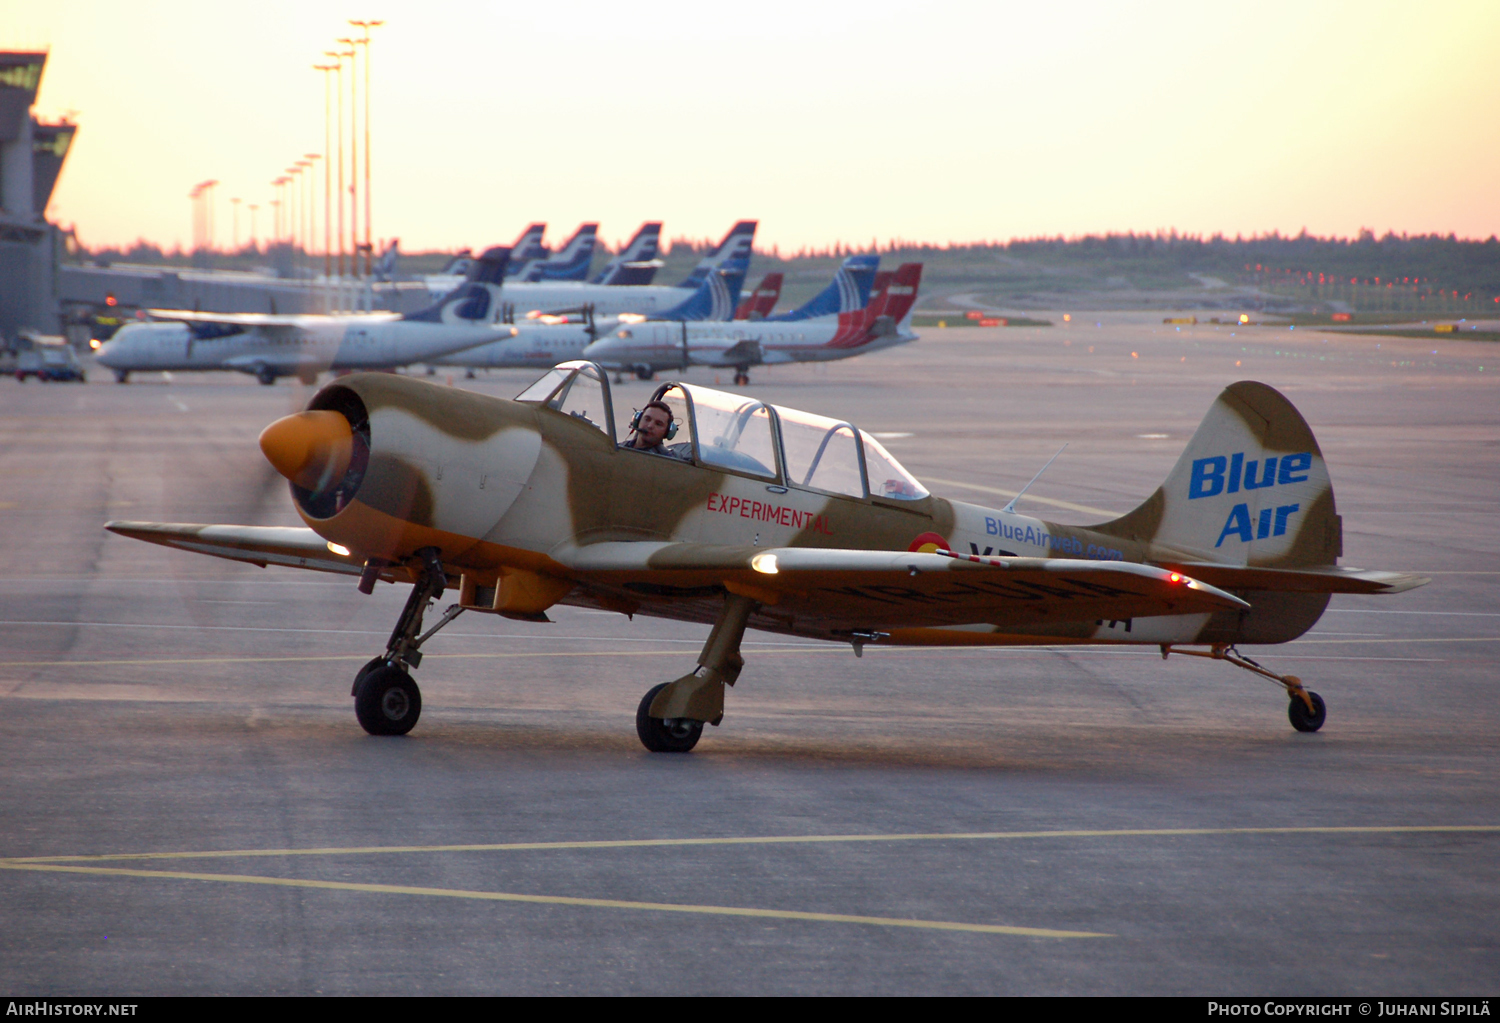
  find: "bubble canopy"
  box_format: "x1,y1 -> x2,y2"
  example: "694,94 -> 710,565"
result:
515,361 -> 929,502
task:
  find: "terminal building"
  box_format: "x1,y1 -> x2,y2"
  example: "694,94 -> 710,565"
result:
0,51 -> 74,342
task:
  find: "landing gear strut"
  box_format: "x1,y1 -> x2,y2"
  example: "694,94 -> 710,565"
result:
1161,643 -> 1327,732
352,546 -> 464,736
636,592 -> 758,753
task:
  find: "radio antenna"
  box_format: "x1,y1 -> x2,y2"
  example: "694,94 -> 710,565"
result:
1001,443 -> 1068,514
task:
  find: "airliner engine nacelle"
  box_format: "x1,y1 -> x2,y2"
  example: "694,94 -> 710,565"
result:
259,374 -> 543,566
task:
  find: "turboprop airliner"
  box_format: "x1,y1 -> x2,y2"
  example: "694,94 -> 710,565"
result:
96,248 -> 516,385
106,363 -> 1427,749
501,220 -> 757,317
583,258 -> 919,384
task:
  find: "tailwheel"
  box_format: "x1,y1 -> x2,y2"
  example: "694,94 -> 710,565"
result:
635,682 -> 703,753
355,664 -> 422,736
1288,690 -> 1327,733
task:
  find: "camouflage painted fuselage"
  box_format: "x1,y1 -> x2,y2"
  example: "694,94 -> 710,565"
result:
293,372 -> 1352,647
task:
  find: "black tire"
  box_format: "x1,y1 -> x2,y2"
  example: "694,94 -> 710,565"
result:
635,366 -> 655,381
635,682 -> 703,753
257,367 -> 277,386
1288,691 -> 1327,733
350,656 -> 389,695
114,370 -> 129,384
354,665 -> 422,736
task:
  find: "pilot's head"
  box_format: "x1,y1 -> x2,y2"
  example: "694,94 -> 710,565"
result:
632,400 -> 674,448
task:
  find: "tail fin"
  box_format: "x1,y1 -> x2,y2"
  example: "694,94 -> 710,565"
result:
677,220 -> 757,289
825,264 -> 921,348
1090,381 -> 1342,568
372,239 -> 400,281
593,222 -> 663,285
403,246 -> 510,323
655,263 -> 744,321
503,223 -> 549,278
882,262 -> 922,327
521,223 -> 597,282
767,254 -> 880,322
735,272 -> 783,320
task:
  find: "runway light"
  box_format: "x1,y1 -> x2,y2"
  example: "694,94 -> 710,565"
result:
327,542 -> 351,557
1239,314 -> 1250,324
750,553 -> 779,575
1063,314 -> 1071,322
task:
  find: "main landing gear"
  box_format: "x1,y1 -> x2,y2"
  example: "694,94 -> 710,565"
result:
732,369 -> 751,386
1161,643 -> 1327,733
635,592 -> 758,753
352,546 -> 465,736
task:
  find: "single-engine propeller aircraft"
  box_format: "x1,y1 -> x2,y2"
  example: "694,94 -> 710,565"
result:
106,364 -> 1427,750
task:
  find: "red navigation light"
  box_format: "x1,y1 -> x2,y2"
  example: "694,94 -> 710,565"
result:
1169,573 -> 1182,583
105,293 -> 117,307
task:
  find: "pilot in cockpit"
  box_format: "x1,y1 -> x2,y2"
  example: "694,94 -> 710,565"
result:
619,401 -> 685,459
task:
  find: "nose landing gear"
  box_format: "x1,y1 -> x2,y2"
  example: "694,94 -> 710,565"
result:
352,546 -> 464,737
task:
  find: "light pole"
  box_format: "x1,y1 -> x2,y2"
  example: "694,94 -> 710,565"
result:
248,204 -> 260,250
313,65 -> 336,279
230,197 -> 241,252
302,154 -> 320,276
324,51 -> 346,277
350,20 -> 383,277
338,38 -> 359,280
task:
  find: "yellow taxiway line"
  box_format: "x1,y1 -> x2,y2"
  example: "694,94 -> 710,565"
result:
5,825 -> 1495,941
0,861 -> 1107,939
7,823 -> 1494,866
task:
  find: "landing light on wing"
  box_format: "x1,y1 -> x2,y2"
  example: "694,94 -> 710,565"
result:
750,553 -> 779,574
327,542 -> 351,557
618,313 -> 647,324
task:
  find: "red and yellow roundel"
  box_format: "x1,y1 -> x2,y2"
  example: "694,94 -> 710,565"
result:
907,532 -> 950,554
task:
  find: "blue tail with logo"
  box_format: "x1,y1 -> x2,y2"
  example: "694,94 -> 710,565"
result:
520,223 -> 597,282
593,222 -> 663,286
676,221 -> 757,289
766,254 -> 880,322
503,224 -> 549,278
402,246 -> 510,323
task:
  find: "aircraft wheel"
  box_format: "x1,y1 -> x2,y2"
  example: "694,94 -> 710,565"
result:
114,370 -> 129,383
635,682 -> 702,753
256,367 -> 277,386
733,371 -> 750,386
634,366 -> 654,381
354,665 -> 422,736
1288,691 -> 1327,733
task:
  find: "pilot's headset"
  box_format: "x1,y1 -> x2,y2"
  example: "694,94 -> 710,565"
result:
629,402 -> 679,440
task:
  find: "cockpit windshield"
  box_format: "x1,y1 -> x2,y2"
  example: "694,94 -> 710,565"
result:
515,361 -> 615,440
860,431 -> 929,501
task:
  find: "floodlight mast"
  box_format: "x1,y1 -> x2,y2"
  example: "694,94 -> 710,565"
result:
350,20 -> 383,278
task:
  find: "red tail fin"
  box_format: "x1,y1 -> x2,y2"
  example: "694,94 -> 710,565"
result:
881,264 -> 922,323
734,272 -> 783,320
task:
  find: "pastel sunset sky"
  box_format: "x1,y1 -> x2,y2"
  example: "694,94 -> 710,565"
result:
8,0 -> 1499,253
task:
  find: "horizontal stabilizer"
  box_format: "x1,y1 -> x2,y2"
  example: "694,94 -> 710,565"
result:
1156,562 -> 1431,594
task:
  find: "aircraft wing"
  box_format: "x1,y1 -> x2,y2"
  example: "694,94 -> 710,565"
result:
555,542 -> 1250,630
145,309 -> 400,328
104,521 -> 372,578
